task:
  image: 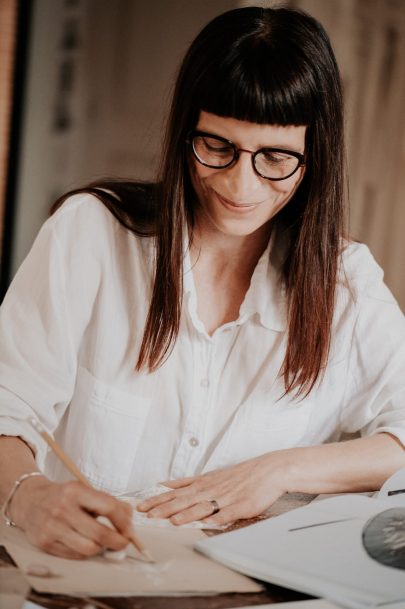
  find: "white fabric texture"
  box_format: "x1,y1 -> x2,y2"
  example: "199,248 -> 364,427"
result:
0,194 -> 404,494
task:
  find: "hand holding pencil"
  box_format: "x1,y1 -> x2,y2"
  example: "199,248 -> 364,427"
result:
10,417 -> 154,562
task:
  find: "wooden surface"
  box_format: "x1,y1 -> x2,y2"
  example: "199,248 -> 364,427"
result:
0,492 -> 316,608
0,0 -> 17,255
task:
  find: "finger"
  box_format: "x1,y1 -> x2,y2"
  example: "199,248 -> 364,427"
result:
42,539 -> 86,560
159,477 -> 196,489
146,494 -> 200,519
73,486 -> 134,538
137,489 -> 178,512
137,478 -> 200,511
170,500 -> 218,525
61,526 -> 104,557
71,509 -> 132,551
202,501 -> 255,527
138,477 -> 211,512
100,501 -> 134,540
30,517 -> 103,559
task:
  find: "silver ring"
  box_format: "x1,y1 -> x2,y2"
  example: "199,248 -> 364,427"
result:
209,499 -> 220,515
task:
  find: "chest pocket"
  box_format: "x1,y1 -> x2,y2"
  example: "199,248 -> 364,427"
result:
217,394 -> 315,466
63,367 -> 151,494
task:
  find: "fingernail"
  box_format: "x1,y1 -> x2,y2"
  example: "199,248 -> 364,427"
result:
171,514 -> 182,524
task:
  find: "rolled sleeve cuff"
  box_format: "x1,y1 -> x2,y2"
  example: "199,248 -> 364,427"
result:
0,418 -> 49,470
363,425 -> 405,450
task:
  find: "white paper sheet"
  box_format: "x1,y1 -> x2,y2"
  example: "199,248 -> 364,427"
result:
196,494 -> 405,609
0,518 -> 261,596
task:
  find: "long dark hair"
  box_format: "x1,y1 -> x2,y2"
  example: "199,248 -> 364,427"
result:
52,6 -> 346,396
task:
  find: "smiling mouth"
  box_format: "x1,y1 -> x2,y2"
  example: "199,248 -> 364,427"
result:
214,190 -> 263,209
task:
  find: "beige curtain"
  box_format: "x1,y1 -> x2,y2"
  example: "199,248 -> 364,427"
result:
291,0 -> 405,308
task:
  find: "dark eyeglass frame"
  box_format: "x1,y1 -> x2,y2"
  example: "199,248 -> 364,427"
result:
187,130 -> 306,181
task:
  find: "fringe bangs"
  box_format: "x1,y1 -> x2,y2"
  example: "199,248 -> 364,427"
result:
198,42 -> 315,127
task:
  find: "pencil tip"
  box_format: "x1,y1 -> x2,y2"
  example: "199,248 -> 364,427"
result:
142,550 -> 156,563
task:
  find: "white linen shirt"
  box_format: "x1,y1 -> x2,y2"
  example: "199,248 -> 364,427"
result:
1,194 -> 405,495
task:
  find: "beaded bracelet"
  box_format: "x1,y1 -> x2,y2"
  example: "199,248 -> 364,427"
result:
1,471 -> 45,527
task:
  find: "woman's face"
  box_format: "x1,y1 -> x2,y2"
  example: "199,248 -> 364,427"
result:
189,111 -> 306,239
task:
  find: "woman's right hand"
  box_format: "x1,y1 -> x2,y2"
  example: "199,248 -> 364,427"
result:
10,475 -> 134,559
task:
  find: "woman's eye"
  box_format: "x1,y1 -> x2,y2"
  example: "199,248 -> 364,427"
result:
203,139 -> 232,154
262,151 -> 291,164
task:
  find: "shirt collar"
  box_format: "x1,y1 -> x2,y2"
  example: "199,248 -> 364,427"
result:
239,230 -> 287,332
183,229 -> 287,333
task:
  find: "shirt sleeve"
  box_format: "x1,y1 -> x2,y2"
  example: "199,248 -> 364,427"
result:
339,246 -> 405,447
0,195 -> 103,467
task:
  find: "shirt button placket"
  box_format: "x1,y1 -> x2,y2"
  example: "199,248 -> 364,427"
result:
171,339 -> 213,478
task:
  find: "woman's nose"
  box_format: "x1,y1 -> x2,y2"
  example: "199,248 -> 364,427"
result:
223,150 -> 263,198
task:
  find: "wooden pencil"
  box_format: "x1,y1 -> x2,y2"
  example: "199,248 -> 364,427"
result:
29,417 -> 155,563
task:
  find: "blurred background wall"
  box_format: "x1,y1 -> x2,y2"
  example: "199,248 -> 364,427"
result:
1,0 -> 404,308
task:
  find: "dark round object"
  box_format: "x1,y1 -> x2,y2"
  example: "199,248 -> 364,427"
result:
362,508 -> 405,570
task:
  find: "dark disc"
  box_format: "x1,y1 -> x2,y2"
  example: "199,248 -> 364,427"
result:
362,508 -> 405,570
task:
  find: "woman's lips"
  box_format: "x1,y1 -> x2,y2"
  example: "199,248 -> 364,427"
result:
214,190 -> 261,212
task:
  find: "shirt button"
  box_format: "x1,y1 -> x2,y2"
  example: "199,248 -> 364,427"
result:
189,437 -> 199,447
200,378 -> 209,388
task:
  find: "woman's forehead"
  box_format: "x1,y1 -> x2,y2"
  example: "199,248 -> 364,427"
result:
196,111 -> 307,150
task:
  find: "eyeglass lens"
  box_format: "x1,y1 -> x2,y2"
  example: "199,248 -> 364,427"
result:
192,134 -> 301,180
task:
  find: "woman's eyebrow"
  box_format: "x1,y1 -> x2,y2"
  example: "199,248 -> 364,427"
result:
195,128 -> 304,153
196,128 -> 228,137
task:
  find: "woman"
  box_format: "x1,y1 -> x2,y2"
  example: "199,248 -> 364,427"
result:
0,6 -> 404,559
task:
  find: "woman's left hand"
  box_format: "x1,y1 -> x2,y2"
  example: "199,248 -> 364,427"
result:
136,452 -> 290,526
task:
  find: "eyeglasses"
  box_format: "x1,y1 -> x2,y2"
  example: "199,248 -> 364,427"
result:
187,130 -> 305,181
